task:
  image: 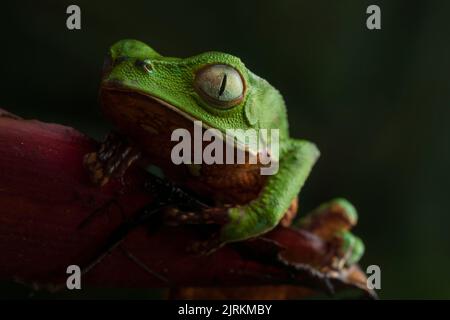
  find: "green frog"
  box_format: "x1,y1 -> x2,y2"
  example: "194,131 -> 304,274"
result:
84,39 -> 364,266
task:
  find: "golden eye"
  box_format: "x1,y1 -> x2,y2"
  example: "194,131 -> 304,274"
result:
194,64 -> 245,108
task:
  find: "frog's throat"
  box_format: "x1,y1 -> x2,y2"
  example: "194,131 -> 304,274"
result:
101,86 -> 262,156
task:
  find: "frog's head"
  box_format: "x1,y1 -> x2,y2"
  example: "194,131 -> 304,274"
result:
100,39 -> 288,152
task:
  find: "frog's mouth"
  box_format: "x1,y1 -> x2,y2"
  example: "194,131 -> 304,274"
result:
100,85 -> 263,156
100,84 -> 204,127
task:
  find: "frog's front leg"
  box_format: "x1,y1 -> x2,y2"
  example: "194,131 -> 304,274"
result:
296,198 -> 365,268
84,132 -> 142,186
217,139 -> 320,245
163,139 -> 318,254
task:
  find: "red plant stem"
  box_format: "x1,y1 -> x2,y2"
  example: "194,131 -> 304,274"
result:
0,114 -> 371,297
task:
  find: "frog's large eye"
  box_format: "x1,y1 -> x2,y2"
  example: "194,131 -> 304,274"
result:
194,64 -> 245,108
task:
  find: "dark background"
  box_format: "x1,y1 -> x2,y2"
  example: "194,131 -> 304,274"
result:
1,0 -> 449,299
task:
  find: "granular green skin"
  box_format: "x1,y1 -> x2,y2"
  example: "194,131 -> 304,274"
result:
102,40 -> 363,264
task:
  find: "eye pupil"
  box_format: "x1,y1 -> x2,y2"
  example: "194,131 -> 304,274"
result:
194,64 -> 245,108
135,59 -> 153,73
218,74 -> 227,97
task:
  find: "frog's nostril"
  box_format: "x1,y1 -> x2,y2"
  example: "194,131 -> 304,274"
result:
135,59 -> 153,73
103,55 -> 131,73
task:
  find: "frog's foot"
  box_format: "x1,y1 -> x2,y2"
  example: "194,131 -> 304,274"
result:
83,132 -> 141,186
330,230 -> 364,269
187,233 -> 224,255
163,206 -> 231,255
163,206 -> 230,226
296,198 -> 365,268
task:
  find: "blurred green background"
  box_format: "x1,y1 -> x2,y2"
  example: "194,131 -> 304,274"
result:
1,0 -> 449,299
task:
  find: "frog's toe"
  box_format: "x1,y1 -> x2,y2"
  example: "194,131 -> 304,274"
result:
83,132 -> 142,186
83,152 -> 110,186
329,198 -> 358,226
164,206 -> 230,226
187,235 -> 224,256
296,198 -> 358,240
332,231 -> 365,268
280,197 -> 299,227
296,198 -> 364,268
